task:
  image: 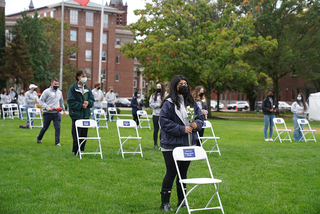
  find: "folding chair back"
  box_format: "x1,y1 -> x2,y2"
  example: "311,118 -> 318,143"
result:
297,119 -> 317,142
2,104 -> 12,120
108,107 -> 119,122
136,110 -> 151,129
75,119 -> 103,159
197,121 -> 221,155
27,108 -> 43,129
93,109 -> 108,129
173,146 -> 224,214
10,104 -> 19,119
273,118 -> 292,143
19,105 -> 26,120
116,119 -> 143,158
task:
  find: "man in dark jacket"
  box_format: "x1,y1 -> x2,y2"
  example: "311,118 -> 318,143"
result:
262,89 -> 278,141
131,91 -> 144,126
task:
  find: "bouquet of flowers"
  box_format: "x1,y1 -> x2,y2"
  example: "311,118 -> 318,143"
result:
186,106 -> 196,124
84,89 -> 89,101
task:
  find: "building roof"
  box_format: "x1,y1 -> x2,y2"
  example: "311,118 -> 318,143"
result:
29,0 -> 34,8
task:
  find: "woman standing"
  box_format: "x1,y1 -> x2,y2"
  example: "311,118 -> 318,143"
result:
25,84 -> 39,128
159,75 -> 203,211
91,82 -> 104,126
131,91 -> 144,126
149,82 -> 165,149
1,88 -> 10,119
67,70 -> 94,155
291,93 -> 309,141
262,89 -> 278,141
18,89 -> 26,119
193,86 -> 208,146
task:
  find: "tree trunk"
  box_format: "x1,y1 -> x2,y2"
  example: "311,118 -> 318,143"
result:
273,77 -> 280,101
205,88 -> 211,118
216,93 -> 220,112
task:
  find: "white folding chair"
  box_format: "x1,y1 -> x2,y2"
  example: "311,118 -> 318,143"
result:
273,118 -> 292,143
10,104 -> 20,119
297,119 -> 317,142
2,104 -> 12,120
108,107 -> 119,122
116,119 -> 143,158
27,108 -> 43,129
19,105 -> 26,120
93,109 -> 108,129
197,121 -> 221,155
75,119 -> 103,159
173,146 -> 224,214
137,110 -> 151,129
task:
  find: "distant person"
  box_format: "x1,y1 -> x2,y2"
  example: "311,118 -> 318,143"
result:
193,86 -> 208,146
131,91 -> 144,126
149,82 -> 165,149
25,84 -> 39,128
9,86 -> 18,116
18,89 -> 26,119
91,82 -> 104,126
159,75 -> 203,211
36,78 -> 65,146
262,89 -> 278,141
105,86 -> 116,121
67,70 -> 94,155
0,88 -> 10,119
291,93 -> 309,141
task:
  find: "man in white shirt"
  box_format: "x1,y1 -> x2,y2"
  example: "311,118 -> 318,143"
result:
91,82 -> 104,126
105,86 -> 117,121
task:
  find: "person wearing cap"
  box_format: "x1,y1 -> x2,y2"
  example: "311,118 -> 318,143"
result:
91,82 -> 104,126
25,84 -> 39,128
262,89 -> 278,141
36,78 -> 66,146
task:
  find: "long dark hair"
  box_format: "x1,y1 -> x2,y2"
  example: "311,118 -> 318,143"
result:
75,70 -> 85,81
1,88 -> 7,95
296,93 -> 307,111
193,86 -> 202,101
161,75 -> 194,110
152,82 -> 165,101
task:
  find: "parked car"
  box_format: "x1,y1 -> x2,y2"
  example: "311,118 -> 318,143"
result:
125,97 -> 132,102
210,100 -> 225,110
227,101 -> 249,110
278,101 -> 291,111
115,98 -> 131,107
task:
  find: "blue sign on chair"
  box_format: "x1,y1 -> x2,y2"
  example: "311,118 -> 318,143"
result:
203,122 -> 206,127
32,109 -> 36,112
83,121 -> 90,126
98,111 -> 101,113
183,149 -> 196,158
123,121 -> 130,126
301,120 -> 305,123
277,119 -> 281,123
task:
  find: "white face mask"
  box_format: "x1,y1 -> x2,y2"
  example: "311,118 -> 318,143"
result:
80,77 -> 87,83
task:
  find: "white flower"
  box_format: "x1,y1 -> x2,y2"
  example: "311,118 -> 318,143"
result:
189,107 -> 194,112
273,105 -> 275,109
187,106 -> 191,111
84,89 -> 89,94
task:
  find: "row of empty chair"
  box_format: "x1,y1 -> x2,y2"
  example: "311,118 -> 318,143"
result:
2,104 -> 22,120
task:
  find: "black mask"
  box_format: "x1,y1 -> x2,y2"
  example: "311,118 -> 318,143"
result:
267,94 -> 273,98
11,89 -> 14,91
111,90 -> 113,93
97,87 -> 101,90
178,85 -> 188,96
53,86 -> 59,90
20,92 -> 24,95
156,88 -> 161,93
199,92 -> 204,98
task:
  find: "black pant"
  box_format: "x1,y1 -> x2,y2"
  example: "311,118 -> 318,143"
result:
133,114 -> 139,126
38,112 -> 61,145
152,115 -> 160,145
72,119 -> 88,154
197,128 -> 205,146
162,151 -> 190,191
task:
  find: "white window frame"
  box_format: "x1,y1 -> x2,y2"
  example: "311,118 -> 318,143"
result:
102,51 -> 107,62
116,38 -> 121,46
50,11 -> 54,18
142,80 -> 146,88
133,80 -> 137,88
115,74 -> 120,82
70,52 -> 76,60
70,10 -> 78,25
85,50 -> 92,61
43,13 -> 47,17
101,69 -> 106,81
86,32 -> 92,43
116,56 -> 120,64
85,68 -> 92,80
70,30 -> 77,41
86,12 -> 94,26
102,33 -> 107,44
103,14 -> 109,28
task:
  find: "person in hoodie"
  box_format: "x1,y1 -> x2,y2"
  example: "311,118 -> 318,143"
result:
158,75 -> 203,211
91,82 -> 104,126
131,91 -> 144,126
262,89 -> 278,141
291,93 -> 309,141
25,84 -> 39,128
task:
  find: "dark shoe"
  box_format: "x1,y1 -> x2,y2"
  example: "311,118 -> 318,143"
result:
177,186 -> 187,208
37,135 -> 42,144
160,189 -> 172,211
154,145 -> 159,149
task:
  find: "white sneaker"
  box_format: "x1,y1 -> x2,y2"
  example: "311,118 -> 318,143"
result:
265,138 -> 269,141
56,143 -> 61,146
269,138 -> 273,141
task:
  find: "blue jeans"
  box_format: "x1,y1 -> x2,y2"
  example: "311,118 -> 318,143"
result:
264,114 -> 275,139
107,103 -> 115,121
25,106 -> 35,126
293,114 -> 305,141
91,107 -> 101,126
38,112 -> 61,145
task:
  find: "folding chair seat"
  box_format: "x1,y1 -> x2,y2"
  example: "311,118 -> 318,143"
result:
273,118 -> 292,143
27,108 -> 43,129
75,119 -> 103,159
108,107 -> 119,122
137,110 -> 151,129
93,109 -> 108,129
173,146 -> 224,214
197,121 -> 221,155
19,105 -> 26,120
297,119 -> 317,142
116,119 -> 143,158
10,104 -> 20,119
2,104 -> 12,120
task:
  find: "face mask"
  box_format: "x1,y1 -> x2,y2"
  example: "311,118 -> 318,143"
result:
80,77 -> 87,83
297,97 -> 302,101
20,92 -> 24,95
178,85 -> 188,95
97,87 -> 101,90
199,92 -> 204,97
111,90 -> 113,93
137,94 -> 140,98
11,89 -> 14,91
267,94 -> 273,98
156,88 -> 161,93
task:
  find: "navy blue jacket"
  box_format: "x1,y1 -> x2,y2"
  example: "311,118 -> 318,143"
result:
131,97 -> 144,115
159,98 -> 204,149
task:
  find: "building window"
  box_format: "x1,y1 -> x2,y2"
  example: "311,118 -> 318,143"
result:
70,10 -> 78,25
85,68 -> 91,80
116,38 -> 121,46
134,58 -> 138,64
103,14 -> 109,28
142,80 -> 146,88
102,51 -> 106,61
291,89 -> 296,100
70,52 -> 76,60
133,71 -> 137,77
133,80 -> 137,88
86,12 -> 94,26
116,56 -> 120,64
5,29 -> 13,41
86,32 -> 92,42
50,11 -> 54,18
43,13 -> 47,17
85,50 -> 92,61
150,81 -> 154,86
101,69 -> 106,81
102,33 -> 107,44
115,74 -> 120,82
70,30 -> 77,41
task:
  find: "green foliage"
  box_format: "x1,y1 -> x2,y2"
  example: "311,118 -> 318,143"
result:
0,8 -> 6,89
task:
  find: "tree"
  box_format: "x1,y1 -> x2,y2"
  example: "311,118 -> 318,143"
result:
120,0 -> 277,115
0,26 -> 33,88
0,5 -> 6,89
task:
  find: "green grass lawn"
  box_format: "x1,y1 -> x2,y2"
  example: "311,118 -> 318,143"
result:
0,115 -> 320,213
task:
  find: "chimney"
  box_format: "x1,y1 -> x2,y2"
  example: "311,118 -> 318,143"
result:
29,0 -> 34,10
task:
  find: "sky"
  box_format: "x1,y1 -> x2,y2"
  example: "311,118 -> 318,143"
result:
5,0 -> 149,24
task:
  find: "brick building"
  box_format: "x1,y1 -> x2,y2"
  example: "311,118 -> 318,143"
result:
5,0 -> 145,98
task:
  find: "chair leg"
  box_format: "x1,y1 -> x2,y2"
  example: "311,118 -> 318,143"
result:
160,189 -> 172,211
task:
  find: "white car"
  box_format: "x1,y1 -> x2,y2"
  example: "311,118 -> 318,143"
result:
210,100 -> 225,110
227,101 -> 249,110
278,101 -> 291,111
